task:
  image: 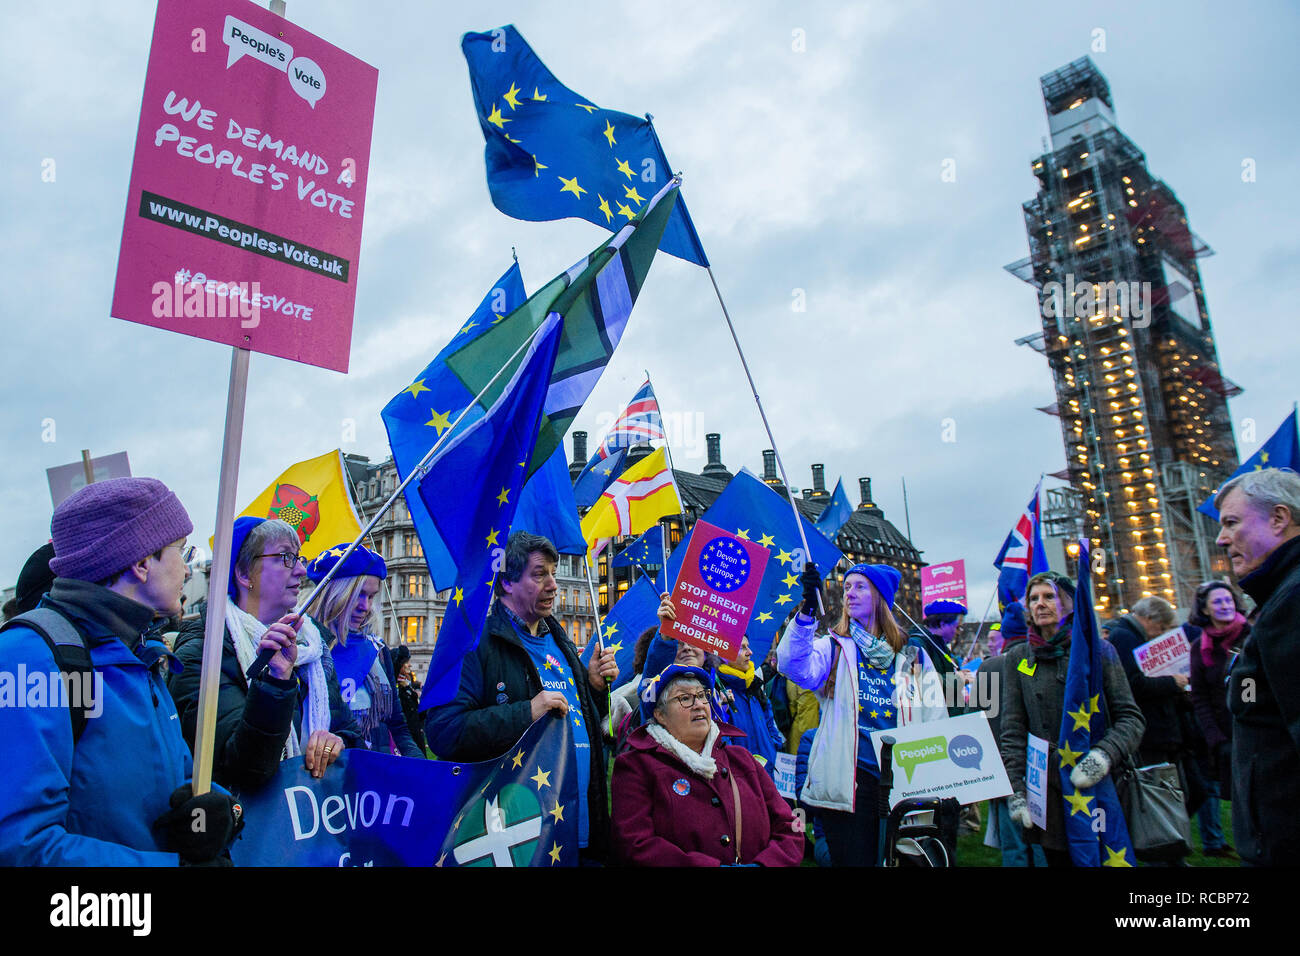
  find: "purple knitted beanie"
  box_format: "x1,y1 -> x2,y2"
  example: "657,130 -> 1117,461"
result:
49,477 -> 194,582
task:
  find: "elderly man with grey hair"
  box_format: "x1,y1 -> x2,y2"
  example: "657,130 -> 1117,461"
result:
1106,595 -> 1189,769
425,531 -> 618,864
1214,466 -> 1300,865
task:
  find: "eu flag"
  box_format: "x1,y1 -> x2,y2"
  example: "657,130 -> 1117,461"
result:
1059,538 -> 1135,867
580,575 -> 662,688
462,24 -> 708,267
666,468 -> 844,662
418,314 -> 562,711
1198,409 -> 1300,520
814,478 -> 853,539
382,261 -> 527,589
612,525 -> 664,575
512,443 -> 586,556
573,446 -> 629,509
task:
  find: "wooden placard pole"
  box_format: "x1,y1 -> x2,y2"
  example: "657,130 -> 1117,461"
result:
191,347 -> 251,795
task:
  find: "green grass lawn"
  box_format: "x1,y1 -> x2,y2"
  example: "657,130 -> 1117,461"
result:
956,800 -> 1240,866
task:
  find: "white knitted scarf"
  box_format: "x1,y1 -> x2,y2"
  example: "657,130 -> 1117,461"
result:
225,600 -> 330,759
647,719 -> 722,779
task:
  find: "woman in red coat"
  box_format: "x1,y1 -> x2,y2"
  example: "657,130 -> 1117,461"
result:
611,664 -> 803,867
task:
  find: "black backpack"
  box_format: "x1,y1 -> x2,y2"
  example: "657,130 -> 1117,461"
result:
0,607 -> 95,742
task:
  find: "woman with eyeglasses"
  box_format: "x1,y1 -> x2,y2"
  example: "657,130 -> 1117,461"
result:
170,517 -> 361,793
304,544 -> 424,758
610,663 -> 803,867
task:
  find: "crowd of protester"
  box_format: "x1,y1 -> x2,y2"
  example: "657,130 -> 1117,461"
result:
2,466 -> 1298,866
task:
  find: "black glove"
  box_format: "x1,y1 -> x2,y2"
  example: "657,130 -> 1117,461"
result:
153,783 -> 244,865
800,565 -> 822,616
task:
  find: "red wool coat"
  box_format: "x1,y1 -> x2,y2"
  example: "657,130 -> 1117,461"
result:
611,722 -> 804,867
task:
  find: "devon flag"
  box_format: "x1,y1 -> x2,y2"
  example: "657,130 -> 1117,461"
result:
1197,408 -> 1300,521
462,24 -> 708,266
1059,538 -> 1135,867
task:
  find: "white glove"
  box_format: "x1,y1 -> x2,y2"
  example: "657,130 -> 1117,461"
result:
1008,793 -> 1032,829
1070,748 -> 1111,789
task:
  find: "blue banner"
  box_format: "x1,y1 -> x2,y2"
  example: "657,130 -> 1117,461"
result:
231,714 -> 578,867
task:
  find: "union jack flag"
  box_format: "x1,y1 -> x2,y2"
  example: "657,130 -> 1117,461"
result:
596,380 -> 664,457
573,380 -> 664,507
993,481 -> 1049,606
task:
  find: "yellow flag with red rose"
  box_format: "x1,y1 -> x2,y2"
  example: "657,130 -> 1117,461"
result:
217,449 -> 363,562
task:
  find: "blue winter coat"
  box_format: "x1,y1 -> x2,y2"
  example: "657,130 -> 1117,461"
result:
0,579 -> 192,865
716,668 -> 784,773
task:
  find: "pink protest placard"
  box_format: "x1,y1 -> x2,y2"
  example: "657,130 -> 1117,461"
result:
921,559 -> 967,606
665,520 -> 770,662
111,0 -> 378,372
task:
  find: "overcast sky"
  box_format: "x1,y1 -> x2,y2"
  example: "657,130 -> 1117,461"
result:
4,0 -> 1298,610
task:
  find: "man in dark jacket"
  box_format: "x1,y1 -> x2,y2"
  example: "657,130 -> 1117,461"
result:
425,532 -> 619,863
1105,597 -> 1188,768
1215,468 -> 1300,865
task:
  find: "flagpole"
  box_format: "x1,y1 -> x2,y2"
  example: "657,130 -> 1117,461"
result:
643,369 -> 681,592
966,585 -> 1000,662
342,462 -> 403,646
296,321 -> 549,619
581,554 -> 615,737
703,266 -> 825,615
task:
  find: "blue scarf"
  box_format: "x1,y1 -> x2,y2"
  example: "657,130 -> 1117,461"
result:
849,619 -> 896,670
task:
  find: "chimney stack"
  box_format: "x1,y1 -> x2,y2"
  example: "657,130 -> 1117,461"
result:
703,433 -> 732,480
570,431 -> 588,479
858,477 -> 884,517
762,449 -> 778,483
811,464 -> 827,497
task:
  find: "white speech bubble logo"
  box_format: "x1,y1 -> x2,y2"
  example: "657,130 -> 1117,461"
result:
224,15 -> 292,72
288,56 -> 327,108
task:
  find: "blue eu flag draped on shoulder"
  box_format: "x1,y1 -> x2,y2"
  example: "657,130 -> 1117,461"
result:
462,24 -> 708,267
1059,538 -> 1135,867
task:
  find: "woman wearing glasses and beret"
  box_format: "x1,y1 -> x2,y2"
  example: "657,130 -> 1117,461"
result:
305,543 -> 424,758
610,663 -> 803,867
170,517 -> 361,793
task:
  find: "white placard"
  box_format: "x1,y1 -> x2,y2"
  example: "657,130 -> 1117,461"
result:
870,712 -> 1013,809
1134,626 -> 1191,678
773,752 -> 797,800
1026,733 -> 1049,830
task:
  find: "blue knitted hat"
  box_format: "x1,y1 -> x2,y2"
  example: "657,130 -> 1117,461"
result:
306,542 -> 387,583
843,563 -> 902,609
